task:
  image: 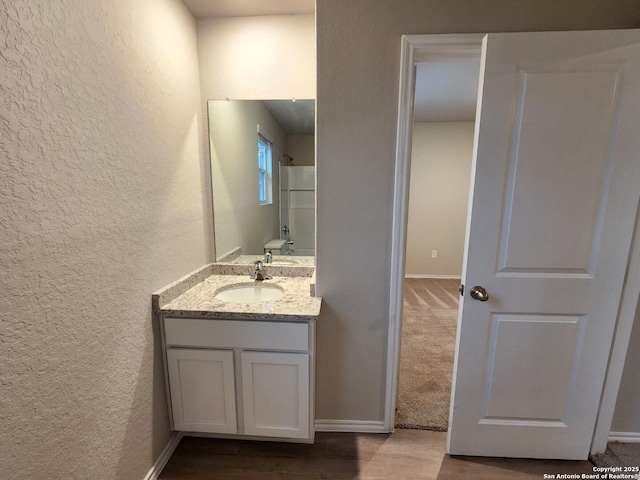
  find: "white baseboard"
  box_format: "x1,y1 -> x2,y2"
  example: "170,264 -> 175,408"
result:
404,274 -> 461,279
315,419 -> 388,433
609,432 -> 640,443
143,431 -> 183,480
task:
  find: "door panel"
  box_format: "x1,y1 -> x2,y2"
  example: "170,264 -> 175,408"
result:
498,66 -> 621,275
448,29 -> 640,459
482,314 -> 583,421
167,348 -> 237,434
241,351 -> 310,439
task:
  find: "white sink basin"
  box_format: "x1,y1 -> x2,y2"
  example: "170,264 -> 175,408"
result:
214,284 -> 284,303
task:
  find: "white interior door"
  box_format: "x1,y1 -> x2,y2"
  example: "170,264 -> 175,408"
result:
448,29 -> 640,459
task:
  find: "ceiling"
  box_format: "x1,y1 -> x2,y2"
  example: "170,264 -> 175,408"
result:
262,99 -> 315,135
414,60 -> 480,123
182,0 -> 315,18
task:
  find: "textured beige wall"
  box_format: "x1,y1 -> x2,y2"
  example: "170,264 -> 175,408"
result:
0,1 -> 208,478
405,122 -> 474,277
315,0 -> 640,422
208,101 -> 285,259
197,15 -> 316,100
287,135 -> 315,167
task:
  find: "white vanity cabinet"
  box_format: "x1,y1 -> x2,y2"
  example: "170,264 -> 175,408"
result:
241,351 -> 310,439
162,317 -> 315,442
166,348 -> 237,434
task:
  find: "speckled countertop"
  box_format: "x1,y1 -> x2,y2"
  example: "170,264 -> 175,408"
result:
224,255 -> 315,266
153,264 -> 321,322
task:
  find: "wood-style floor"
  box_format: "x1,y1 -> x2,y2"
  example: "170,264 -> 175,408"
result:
159,430 -> 596,479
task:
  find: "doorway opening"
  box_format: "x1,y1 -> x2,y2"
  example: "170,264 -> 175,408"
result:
386,31 -> 640,459
383,34 -> 485,432
395,60 -> 480,431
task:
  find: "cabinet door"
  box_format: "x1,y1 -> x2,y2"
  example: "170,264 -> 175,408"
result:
241,352 -> 310,439
167,348 -> 237,434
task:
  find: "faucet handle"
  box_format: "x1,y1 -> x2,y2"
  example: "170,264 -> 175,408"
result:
251,260 -> 271,281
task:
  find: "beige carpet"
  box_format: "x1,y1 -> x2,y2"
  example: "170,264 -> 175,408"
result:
395,278 -> 460,431
591,442 -> 640,471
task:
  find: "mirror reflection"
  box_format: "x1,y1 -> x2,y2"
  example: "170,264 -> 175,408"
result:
208,99 -> 315,265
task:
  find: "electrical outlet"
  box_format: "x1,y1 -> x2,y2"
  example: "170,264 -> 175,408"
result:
431,250 -> 438,258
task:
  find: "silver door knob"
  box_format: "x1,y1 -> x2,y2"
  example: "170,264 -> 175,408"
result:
470,286 -> 489,302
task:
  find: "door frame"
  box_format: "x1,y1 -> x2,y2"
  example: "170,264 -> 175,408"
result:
384,32 -> 640,456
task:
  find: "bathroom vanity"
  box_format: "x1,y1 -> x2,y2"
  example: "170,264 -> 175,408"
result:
153,264 -> 321,443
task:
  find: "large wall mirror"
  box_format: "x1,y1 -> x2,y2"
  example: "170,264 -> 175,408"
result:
208,99 -> 315,265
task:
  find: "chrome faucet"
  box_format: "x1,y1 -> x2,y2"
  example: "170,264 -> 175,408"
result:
265,249 -> 272,264
251,260 -> 272,281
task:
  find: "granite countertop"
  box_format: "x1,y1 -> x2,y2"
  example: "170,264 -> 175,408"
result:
224,254 -> 315,266
153,265 -> 321,322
